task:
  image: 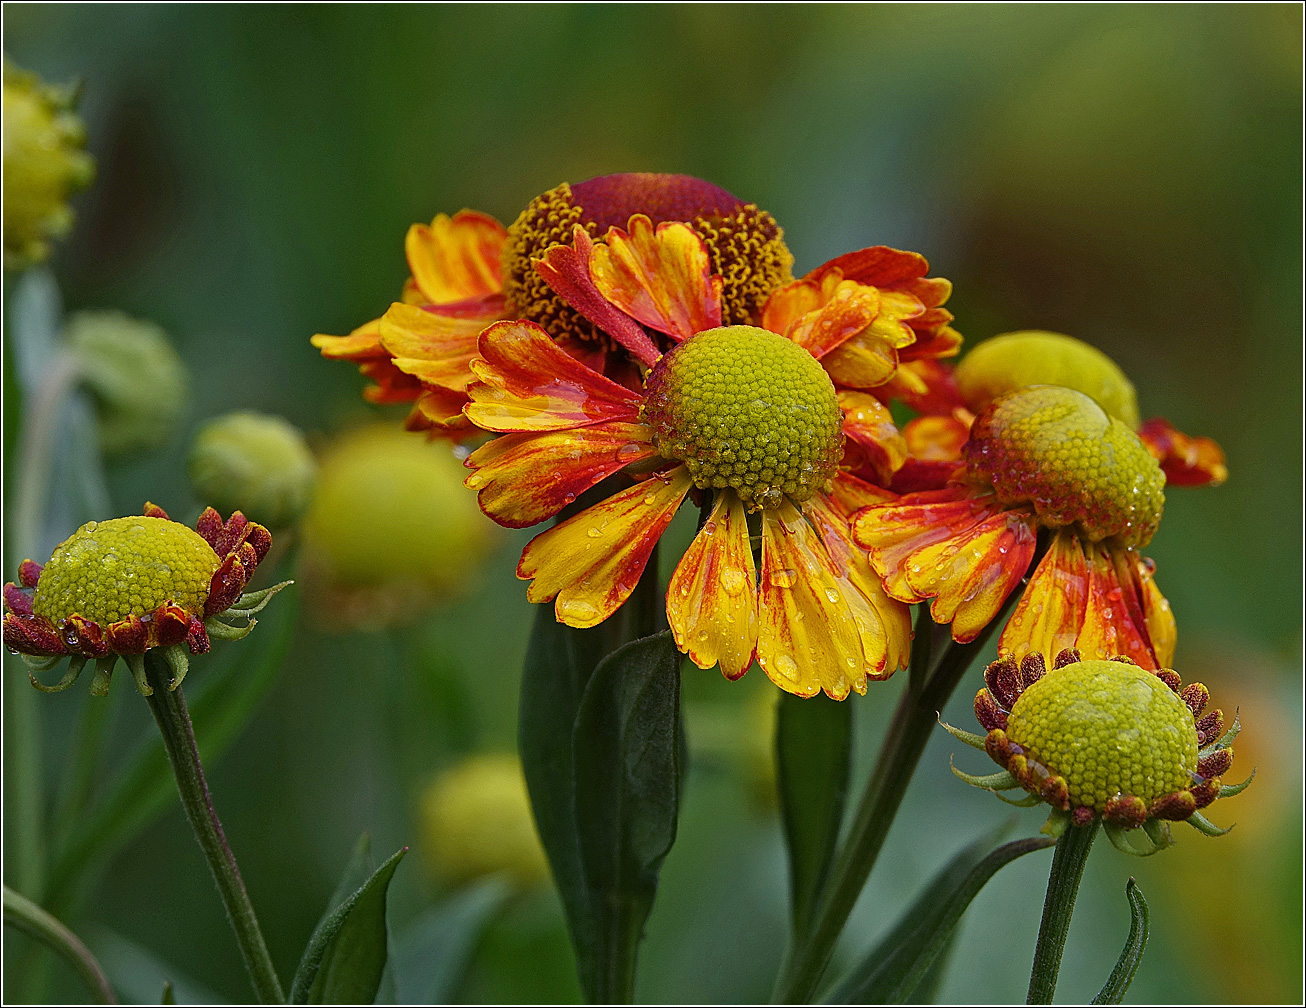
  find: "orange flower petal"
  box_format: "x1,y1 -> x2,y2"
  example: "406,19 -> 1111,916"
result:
821,332 -> 900,389
1077,543 -> 1157,668
465,320 -> 643,432
829,471 -> 897,513
804,246 -> 933,289
533,226 -> 662,366
590,216 -> 723,342
839,391 -> 908,486
805,493 -> 911,677
404,210 -> 506,304
380,298 -> 505,393
758,500 -> 873,699
466,422 -> 657,528
1001,530 -> 1090,663
406,386 -> 473,432
518,468 -> 692,628
311,317 -> 387,361
358,358 -> 423,404
1133,554 -> 1176,668
771,274 -> 882,360
1137,417 -> 1228,487
666,491 -> 758,679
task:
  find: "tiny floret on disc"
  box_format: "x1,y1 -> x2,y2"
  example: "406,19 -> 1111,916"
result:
1005,658 -> 1198,812
642,325 -> 843,509
33,516 -> 220,627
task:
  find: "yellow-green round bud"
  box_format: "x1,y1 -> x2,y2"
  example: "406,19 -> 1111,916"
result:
642,325 -> 843,510
418,754 -> 548,890
301,424 -> 499,626
3,61 -> 95,269
1005,659 -> 1198,813
33,516 -> 219,628
956,331 -> 1140,429
188,412 -> 316,530
65,309 -> 188,458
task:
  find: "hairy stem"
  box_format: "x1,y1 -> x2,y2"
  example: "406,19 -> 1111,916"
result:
1027,819 -> 1100,1004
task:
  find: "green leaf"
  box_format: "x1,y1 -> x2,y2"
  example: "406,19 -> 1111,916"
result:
1091,878 -> 1149,1004
570,629 -> 685,1001
391,877 -> 511,1002
290,846 -> 407,1004
45,575 -> 298,914
826,827 -> 1055,1004
87,927 -> 222,1006
775,690 -> 851,938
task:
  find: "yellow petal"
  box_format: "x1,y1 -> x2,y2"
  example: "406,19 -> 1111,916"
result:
405,210 -> 506,304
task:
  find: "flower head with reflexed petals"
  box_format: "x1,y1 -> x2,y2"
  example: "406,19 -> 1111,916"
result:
3,503 -> 288,696
312,172 -> 794,436
853,384 -> 1177,669
462,221 -> 911,699
945,648 -> 1251,854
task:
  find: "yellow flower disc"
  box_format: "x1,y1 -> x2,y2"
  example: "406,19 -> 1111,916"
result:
642,325 -> 843,509
956,330 -> 1141,428
1006,659 -> 1198,811
965,385 -> 1164,548
33,516 -> 220,627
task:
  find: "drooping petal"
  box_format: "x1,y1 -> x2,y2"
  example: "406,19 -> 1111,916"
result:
1132,554 -> 1176,668
1076,543 -> 1157,668
311,316 -> 387,361
465,421 -> 657,528
1001,530 -> 1090,663
314,318 -> 423,404
380,297 -> 505,393
829,471 -> 897,513
805,492 -> 911,676
590,216 -> 722,341
854,489 -> 1038,642
820,332 -> 900,389
838,391 -> 908,486
519,467 -> 692,628
464,320 -> 643,432
406,386 -> 474,432
758,501 -> 871,700
532,226 -> 662,366
666,490 -> 758,679
1136,417 -> 1228,487
404,210 -> 506,304
879,357 -> 968,415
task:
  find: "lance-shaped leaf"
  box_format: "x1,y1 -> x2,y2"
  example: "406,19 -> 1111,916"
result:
775,690 -> 852,938
571,629 -> 685,1001
1091,878 -> 1149,1005
826,827 -> 1055,1004
290,842 -> 407,1004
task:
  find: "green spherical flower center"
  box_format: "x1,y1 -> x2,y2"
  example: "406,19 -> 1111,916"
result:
33,516 -> 220,627
642,326 -> 843,509
964,385 -> 1165,548
1006,659 -> 1197,812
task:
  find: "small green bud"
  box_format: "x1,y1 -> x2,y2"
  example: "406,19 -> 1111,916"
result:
64,309 -> 188,458
188,411 -> 316,529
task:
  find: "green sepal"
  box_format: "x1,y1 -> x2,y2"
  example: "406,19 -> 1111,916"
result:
1200,711 -> 1240,755
1040,808 -> 1071,838
160,645 -> 189,691
939,720 -> 988,750
204,616 -> 255,641
29,656 -> 85,693
1219,769 -> 1255,798
995,790 -> 1043,807
1103,821 -> 1162,857
824,825 -> 1055,1004
777,689 -> 851,939
949,758 -> 1019,791
1142,818 -> 1173,851
125,654 -> 151,696
224,580 -> 294,618
89,657 -> 115,696
289,839 -> 407,1004
23,651 -> 66,676
1187,811 -> 1233,837
1090,878 -> 1149,1004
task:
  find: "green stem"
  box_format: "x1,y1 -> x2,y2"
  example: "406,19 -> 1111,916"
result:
1027,819 -> 1100,1004
142,653 -> 285,1004
3,884 -> 116,1004
772,596 -> 1018,1003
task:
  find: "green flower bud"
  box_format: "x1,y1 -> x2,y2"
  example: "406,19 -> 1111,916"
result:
3,60 -> 95,269
188,412 -> 316,529
65,309 -> 188,457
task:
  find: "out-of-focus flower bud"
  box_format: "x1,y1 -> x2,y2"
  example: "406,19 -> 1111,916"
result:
418,753 -> 548,890
64,309 -> 188,458
300,423 -> 500,629
188,412 -> 316,530
3,60 -> 95,269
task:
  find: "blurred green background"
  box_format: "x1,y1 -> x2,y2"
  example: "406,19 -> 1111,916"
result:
3,3 -> 1301,1004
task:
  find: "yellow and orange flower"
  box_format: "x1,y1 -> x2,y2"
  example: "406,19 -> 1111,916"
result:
853,384 -> 1177,670
461,220 -> 913,699
312,172 -> 796,435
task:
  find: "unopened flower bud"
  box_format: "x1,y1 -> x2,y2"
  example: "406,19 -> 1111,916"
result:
189,412 -> 316,530
65,310 -> 188,457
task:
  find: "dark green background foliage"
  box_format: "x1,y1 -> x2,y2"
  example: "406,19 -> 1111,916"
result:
4,4 -> 1300,1003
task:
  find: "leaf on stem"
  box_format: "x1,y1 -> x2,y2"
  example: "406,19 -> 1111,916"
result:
1091,877 -> 1149,1005
570,629 -> 685,1000
826,825 -> 1055,1004
776,690 -> 852,938
290,843 -> 407,1004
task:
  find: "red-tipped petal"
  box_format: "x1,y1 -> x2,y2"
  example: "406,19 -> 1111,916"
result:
3,613 -> 68,656
1137,417 -> 1228,487
106,614 -> 149,654
143,501 -> 170,520
4,583 -> 34,616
